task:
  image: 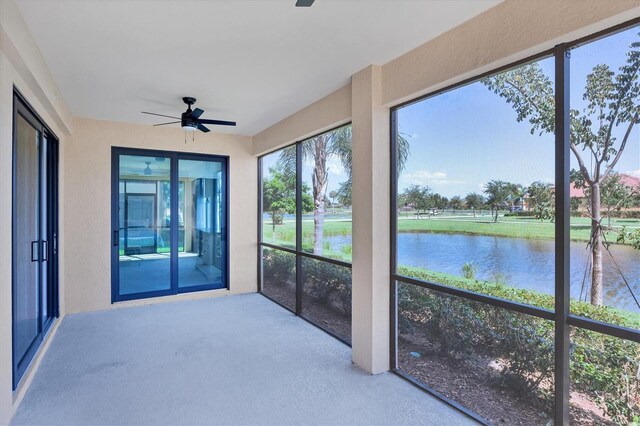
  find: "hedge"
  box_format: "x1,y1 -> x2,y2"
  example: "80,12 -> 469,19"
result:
398,266 -> 640,424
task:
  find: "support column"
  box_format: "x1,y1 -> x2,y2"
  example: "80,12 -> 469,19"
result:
351,65 -> 390,374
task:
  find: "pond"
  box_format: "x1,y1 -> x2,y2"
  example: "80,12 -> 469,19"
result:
325,232 -> 640,312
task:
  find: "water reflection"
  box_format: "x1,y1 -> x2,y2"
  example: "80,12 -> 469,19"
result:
327,233 -> 640,312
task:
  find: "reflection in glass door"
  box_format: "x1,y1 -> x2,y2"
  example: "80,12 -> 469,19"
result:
13,91 -> 59,389
178,159 -> 226,289
116,155 -> 172,296
112,149 -> 228,301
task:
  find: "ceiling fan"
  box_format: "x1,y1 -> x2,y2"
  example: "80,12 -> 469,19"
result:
142,97 -> 236,133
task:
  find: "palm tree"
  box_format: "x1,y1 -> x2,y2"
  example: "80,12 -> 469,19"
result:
278,125 -> 409,255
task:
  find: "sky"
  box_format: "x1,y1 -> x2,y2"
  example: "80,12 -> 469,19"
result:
262,25 -> 639,199
398,25 -> 639,198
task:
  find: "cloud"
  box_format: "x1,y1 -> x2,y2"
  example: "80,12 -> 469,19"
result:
326,157 -> 345,176
399,170 -> 464,187
625,169 -> 640,178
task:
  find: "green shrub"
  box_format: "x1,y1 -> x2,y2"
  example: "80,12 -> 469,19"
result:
263,251 -> 352,316
301,258 -> 351,315
398,266 -> 640,423
263,249 -> 295,286
504,212 -> 537,217
461,262 -> 477,279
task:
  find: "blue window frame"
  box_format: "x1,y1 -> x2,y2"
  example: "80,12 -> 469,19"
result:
111,147 -> 229,302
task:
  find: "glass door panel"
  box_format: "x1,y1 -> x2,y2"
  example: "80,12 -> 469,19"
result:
13,113 -> 41,370
178,159 -> 226,289
117,155 -> 171,296
13,93 -> 59,389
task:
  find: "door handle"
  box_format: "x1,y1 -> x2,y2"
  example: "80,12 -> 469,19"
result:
31,241 -> 39,262
113,230 -> 119,247
41,240 -> 48,262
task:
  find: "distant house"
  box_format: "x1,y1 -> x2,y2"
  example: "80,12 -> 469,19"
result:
570,173 -> 640,210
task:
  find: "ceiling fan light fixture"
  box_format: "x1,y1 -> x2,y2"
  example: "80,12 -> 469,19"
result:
182,122 -> 197,131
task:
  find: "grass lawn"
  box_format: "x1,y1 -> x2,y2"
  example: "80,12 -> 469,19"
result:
262,212 -> 640,250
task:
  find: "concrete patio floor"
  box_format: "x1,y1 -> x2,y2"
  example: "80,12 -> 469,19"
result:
12,294 -> 474,425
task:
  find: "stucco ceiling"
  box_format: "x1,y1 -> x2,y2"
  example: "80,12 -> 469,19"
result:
15,0 -> 500,136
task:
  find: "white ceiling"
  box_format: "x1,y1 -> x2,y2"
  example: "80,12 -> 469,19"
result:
15,0 -> 500,136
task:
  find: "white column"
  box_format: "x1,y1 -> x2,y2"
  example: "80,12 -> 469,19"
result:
351,65 -> 390,374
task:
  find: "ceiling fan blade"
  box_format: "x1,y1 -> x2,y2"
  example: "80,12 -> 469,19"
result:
189,108 -> 204,119
153,121 -> 181,126
197,119 -> 236,126
142,111 -> 180,120
197,123 -> 211,133
295,0 -> 314,6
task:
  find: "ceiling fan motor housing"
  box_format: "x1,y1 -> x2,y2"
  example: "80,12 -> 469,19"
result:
181,112 -> 198,131
181,97 -> 198,130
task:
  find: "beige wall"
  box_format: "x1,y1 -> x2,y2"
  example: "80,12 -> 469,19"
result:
252,84 -> 351,156
382,0 -> 640,106
63,118 -> 256,314
350,65 -> 390,374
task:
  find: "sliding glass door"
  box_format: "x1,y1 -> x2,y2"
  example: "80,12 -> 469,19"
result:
13,91 -> 59,389
117,154 -> 172,296
178,159 -> 226,289
112,148 -> 228,301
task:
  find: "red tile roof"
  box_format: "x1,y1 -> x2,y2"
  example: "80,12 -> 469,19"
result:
570,173 -> 640,198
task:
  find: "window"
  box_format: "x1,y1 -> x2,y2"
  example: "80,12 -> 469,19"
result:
259,124 -> 353,344
393,55 -> 556,424
391,21 -> 639,425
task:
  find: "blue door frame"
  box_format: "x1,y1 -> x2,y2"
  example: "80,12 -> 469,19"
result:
111,147 -> 229,302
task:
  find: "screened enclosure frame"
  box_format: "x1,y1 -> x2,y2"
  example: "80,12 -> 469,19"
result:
389,18 -> 640,426
257,123 -> 353,346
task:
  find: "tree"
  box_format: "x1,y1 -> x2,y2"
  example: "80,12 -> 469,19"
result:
599,173 -> 639,228
465,192 -> 485,217
483,34 -> 639,305
527,181 -> 555,221
278,130 -> 349,254
402,184 -> 431,216
262,166 -> 312,239
449,195 -> 464,214
430,193 -> 449,211
279,125 -> 409,255
328,190 -> 338,208
263,168 -> 295,237
509,183 -> 527,212
484,180 -> 519,222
